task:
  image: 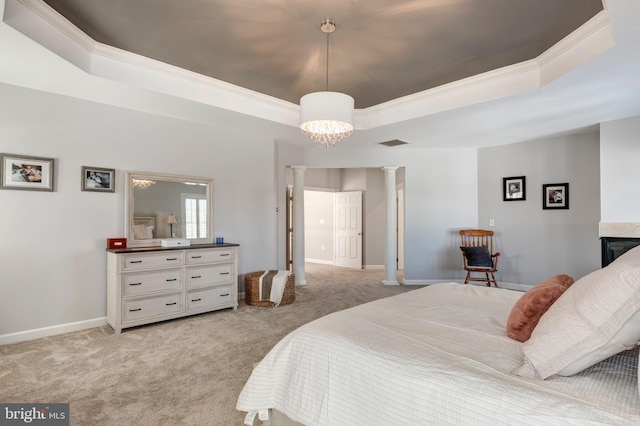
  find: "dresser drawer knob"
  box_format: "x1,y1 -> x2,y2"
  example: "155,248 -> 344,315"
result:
220,293 -> 229,297
165,302 -> 177,306
166,278 -> 177,282
220,272 -> 230,275
129,260 -> 143,264
191,298 -> 202,302
191,275 -> 202,279
220,253 -> 230,257
129,308 -> 142,312
129,282 -> 142,286
166,257 -> 178,261
191,255 -> 202,259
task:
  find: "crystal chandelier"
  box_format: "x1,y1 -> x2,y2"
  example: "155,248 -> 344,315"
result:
299,19 -> 354,148
132,178 -> 155,189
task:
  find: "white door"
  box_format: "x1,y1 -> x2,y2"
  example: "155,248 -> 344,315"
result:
334,191 -> 362,269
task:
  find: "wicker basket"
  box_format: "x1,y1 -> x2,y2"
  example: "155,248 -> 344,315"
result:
245,271 -> 295,307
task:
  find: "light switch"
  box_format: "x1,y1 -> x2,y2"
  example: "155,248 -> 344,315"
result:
489,219 -> 495,227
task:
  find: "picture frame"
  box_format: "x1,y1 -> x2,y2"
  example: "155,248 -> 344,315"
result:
0,153 -> 55,191
81,166 -> 115,192
542,183 -> 569,210
503,176 -> 526,201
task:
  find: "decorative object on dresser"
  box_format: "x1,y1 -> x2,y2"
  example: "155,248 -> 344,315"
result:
106,244 -> 239,333
81,166 -> 115,192
0,153 -> 55,191
161,238 -> 190,247
107,238 -> 127,250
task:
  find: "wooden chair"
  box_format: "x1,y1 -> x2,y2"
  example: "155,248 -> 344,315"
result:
459,229 -> 500,287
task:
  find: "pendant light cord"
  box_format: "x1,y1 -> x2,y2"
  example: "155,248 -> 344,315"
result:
325,31 -> 330,91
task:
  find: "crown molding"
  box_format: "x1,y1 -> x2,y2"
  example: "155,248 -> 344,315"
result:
358,10 -> 614,129
537,10 -> 615,86
4,0 -> 615,132
4,0 -> 300,126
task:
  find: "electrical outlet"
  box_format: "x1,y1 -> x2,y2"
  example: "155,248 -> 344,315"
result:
489,219 -> 495,227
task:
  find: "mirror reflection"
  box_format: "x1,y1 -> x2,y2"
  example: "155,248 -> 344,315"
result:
126,171 -> 213,247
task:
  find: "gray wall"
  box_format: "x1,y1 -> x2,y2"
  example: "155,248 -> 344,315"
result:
478,131 -> 601,285
0,84 -> 278,338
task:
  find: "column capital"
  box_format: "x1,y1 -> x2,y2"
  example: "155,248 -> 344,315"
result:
381,166 -> 400,173
291,166 -> 307,172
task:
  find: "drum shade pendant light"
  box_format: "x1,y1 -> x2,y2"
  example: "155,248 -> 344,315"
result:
300,19 -> 354,147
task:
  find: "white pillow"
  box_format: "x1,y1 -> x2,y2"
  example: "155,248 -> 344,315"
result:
132,224 -> 153,240
517,245 -> 640,379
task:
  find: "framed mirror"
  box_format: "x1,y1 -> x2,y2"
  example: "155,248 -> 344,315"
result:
125,171 -> 213,247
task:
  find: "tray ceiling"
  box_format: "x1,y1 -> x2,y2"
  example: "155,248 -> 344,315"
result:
42,0 -> 603,109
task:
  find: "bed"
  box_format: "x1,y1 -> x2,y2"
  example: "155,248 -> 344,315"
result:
237,248 -> 640,425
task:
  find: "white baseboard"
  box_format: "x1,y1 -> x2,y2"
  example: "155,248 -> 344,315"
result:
0,317 -> 107,346
305,258 -> 334,265
363,265 -> 384,270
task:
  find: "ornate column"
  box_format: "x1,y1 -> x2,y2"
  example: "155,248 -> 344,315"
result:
382,166 -> 399,285
292,166 -> 307,285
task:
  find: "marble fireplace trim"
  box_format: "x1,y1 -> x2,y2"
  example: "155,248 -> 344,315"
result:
599,222 -> 640,238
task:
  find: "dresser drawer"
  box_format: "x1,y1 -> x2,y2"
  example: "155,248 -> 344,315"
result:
121,251 -> 185,271
122,293 -> 183,323
122,269 -> 182,296
187,286 -> 233,312
185,248 -> 234,264
186,264 -> 233,288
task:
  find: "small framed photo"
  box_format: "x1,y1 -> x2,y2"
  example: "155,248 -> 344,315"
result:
543,183 -> 569,209
81,166 -> 115,192
0,153 -> 55,191
503,176 -> 526,201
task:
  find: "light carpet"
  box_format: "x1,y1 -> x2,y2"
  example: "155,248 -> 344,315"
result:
0,264 -> 417,425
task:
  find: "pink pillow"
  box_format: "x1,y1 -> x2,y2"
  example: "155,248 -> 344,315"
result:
506,274 -> 574,342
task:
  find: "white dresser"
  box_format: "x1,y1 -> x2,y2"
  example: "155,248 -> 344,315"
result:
106,244 -> 238,333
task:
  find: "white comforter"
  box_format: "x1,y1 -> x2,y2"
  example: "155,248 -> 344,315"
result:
237,283 -> 639,425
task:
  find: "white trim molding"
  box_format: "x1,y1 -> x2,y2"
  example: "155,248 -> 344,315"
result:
0,317 -> 107,346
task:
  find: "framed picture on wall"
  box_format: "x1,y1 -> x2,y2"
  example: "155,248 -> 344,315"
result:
503,176 -> 526,201
542,183 -> 569,209
81,166 -> 115,192
0,153 -> 55,191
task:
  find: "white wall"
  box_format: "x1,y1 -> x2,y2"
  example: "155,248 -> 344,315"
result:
304,190 -> 334,263
600,115 -> 640,222
478,131 -> 601,285
0,84 -> 277,338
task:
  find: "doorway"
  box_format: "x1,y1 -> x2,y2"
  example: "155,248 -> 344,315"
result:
285,167 -> 404,272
